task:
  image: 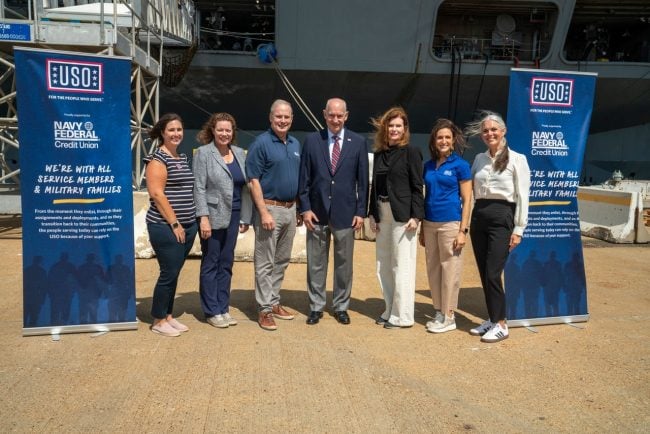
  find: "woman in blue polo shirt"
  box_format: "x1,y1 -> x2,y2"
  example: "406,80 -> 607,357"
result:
419,118 -> 471,333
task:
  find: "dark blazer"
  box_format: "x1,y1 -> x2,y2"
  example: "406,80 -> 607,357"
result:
298,129 -> 369,229
368,145 -> 424,223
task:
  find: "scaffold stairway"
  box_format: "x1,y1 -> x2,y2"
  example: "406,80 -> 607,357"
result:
0,0 -> 198,191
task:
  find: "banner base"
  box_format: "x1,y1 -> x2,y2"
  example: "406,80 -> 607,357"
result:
508,315 -> 589,328
22,321 -> 138,337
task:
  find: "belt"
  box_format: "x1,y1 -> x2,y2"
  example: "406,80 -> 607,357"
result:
378,196 -> 390,203
264,198 -> 295,208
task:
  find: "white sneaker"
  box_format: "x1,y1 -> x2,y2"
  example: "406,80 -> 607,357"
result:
481,322 -> 509,343
426,311 -> 444,329
427,316 -> 456,334
223,312 -> 238,326
207,314 -> 229,328
469,320 -> 493,336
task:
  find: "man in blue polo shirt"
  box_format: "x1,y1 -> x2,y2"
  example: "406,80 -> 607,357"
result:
246,99 -> 302,331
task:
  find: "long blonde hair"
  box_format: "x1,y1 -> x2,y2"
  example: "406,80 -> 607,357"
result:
371,106 -> 410,152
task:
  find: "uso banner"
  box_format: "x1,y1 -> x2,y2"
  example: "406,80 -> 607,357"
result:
16,47 -> 136,336
504,68 -> 596,327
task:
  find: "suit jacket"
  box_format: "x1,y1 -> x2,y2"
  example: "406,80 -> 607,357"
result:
368,145 -> 424,223
193,142 -> 253,229
298,129 -> 369,229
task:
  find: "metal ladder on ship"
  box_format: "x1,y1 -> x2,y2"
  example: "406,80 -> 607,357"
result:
0,0 -> 197,193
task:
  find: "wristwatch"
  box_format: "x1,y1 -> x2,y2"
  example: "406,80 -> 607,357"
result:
171,221 -> 180,229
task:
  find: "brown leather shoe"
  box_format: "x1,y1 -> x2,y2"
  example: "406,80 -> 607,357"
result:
258,311 -> 277,331
271,304 -> 294,320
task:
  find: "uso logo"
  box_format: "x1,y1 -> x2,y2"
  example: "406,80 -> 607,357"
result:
46,59 -> 103,94
530,77 -> 573,107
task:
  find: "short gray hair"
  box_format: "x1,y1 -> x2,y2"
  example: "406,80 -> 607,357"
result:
270,99 -> 293,115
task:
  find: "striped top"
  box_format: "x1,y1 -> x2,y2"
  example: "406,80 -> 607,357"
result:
144,148 -> 196,225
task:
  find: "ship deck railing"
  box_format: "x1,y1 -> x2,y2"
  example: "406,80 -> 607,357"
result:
432,35 -> 549,64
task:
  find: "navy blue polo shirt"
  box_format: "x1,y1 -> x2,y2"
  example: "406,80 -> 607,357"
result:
245,129 -> 301,201
423,152 -> 471,222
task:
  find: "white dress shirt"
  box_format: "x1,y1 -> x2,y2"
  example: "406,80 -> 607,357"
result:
471,147 -> 531,236
328,129 -> 345,160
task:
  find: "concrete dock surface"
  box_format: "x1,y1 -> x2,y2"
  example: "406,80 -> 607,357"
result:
1,214 -> 648,433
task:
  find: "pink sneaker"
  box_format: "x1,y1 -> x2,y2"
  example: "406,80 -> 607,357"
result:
167,318 -> 189,333
151,322 -> 181,337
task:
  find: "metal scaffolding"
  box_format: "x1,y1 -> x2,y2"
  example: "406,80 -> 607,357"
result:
0,0 -> 197,192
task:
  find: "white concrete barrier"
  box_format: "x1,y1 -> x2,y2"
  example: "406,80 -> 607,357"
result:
133,191 -> 307,261
578,186 -> 649,243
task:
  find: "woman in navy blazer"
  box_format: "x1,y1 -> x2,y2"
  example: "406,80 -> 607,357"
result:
368,107 -> 424,329
193,112 -> 252,329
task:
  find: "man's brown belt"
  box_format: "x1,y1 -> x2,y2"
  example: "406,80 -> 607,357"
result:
264,199 -> 295,208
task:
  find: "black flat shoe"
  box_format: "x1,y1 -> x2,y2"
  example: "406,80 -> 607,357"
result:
334,310 -> 350,325
375,316 -> 387,325
306,311 -> 323,325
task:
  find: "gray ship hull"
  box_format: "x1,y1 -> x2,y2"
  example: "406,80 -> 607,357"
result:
161,64 -> 650,135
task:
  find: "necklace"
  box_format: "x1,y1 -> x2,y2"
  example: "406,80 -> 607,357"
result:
217,144 -> 233,163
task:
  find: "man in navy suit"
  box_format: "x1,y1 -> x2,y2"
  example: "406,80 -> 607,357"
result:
298,98 -> 369,325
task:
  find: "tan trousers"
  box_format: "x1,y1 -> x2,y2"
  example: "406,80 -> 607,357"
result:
422,220 -> 463,316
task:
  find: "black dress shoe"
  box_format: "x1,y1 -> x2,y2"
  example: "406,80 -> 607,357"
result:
306,311 -> 323,325
375,316 -> 387,325
334,311 -> 350,325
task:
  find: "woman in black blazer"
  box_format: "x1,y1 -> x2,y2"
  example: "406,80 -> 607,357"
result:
369,107 -> 424,329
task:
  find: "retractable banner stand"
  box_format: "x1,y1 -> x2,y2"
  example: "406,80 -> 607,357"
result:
504,68 -> 596,327
16,47 -> 137,336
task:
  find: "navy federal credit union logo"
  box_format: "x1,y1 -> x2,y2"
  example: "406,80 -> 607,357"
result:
530,77 -> 573,107
46,59 -> 103,94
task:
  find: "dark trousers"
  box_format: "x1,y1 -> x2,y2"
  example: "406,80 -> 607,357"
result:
148,222 -> 197,319
199,210 -> 240,317
470,200 -> 515,323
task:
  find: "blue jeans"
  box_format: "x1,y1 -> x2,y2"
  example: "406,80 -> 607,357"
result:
199,209 -> 240,317
148,222 -> 197,319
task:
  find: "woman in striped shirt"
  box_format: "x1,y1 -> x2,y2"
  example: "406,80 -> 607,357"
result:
145,113 -> 197,337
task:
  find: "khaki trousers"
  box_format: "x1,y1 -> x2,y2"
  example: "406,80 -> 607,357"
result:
253,204 -> 296,311
422,220 -> 463,316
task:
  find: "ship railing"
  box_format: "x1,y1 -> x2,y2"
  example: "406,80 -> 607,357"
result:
196,27 -> 274,52
0,0 -> 195,48
141,0 -> 196,46
432,36 -> 549,64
